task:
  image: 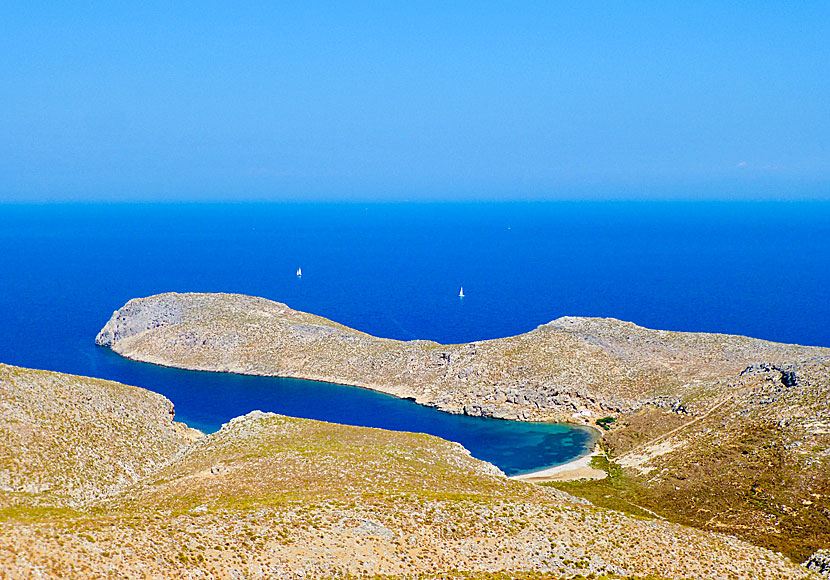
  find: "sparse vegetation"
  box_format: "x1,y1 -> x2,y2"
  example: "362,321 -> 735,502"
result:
97,292 -> 830,425
0,364 -> 814,579
89,292 -> 830,572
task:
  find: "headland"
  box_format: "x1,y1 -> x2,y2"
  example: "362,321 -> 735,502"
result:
95,292 -> 830,562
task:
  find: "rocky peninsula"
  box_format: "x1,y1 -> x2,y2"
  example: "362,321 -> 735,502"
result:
0,363 -> 816,579
96,292 -> 827,423
96,292 -> 830,564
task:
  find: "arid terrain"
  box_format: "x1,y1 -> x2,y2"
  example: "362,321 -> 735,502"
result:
0,363 -> 818,579
95,292 -> 830,566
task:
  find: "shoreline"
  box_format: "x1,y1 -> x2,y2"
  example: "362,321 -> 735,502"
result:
102,347 -> 605,477
103,345 -> 600,426
510,442 -> 607,483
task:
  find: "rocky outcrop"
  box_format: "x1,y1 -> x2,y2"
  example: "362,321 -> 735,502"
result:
805,550 -> 830,575
96,293 -> 185,347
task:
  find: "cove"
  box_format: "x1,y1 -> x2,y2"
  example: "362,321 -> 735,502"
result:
94,349 -> 596,477
7,202 -> 827,477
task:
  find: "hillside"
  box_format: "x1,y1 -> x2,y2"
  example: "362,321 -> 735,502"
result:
95,292 -> 830,562
554,357 -> 830,562
0,364 -> 813,579
0,363 -> 200,510
96,292 -> 828,422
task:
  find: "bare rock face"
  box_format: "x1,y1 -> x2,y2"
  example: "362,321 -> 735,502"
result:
96,294 -> 184,346
805,549 -> 830,575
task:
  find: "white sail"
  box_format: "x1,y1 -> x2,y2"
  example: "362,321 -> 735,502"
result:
459,286 -> 464,298
296,267 -> 302,277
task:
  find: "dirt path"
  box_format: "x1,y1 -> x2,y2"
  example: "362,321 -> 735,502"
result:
616,393 -> 735,463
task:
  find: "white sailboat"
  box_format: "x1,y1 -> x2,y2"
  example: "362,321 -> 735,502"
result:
296,267 -> 302,277
458,286 -> 464,298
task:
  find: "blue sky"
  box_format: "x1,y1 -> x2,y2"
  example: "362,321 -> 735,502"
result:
1,2 -> 828,201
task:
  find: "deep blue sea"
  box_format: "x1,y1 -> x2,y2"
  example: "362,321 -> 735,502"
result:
1,201 -> 829,475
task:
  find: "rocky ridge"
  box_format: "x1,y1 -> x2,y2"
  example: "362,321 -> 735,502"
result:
0,364 -> 815,579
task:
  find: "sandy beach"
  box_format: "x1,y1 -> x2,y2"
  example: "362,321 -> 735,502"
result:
510,447 -> 607,483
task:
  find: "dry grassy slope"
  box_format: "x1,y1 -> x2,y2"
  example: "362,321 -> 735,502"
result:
564,356 -> 830,563
94,292 -> 830,568
96,292 -> 829,423
0,363 -> 200,510
0,365 -> 814,579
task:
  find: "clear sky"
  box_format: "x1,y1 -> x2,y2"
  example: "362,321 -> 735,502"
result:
1,2 -> 828,201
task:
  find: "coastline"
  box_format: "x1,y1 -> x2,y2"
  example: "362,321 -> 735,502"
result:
103,348 -> 602,476
105,344 -> 598,425
96,292 -> 830,433
510,438 -> 606,483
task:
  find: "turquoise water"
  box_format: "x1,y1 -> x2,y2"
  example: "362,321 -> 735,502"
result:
93,349 -> 596,476
2,201 -> 829,474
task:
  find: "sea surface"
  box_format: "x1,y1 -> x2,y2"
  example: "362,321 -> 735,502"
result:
1,201 -> 829,475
